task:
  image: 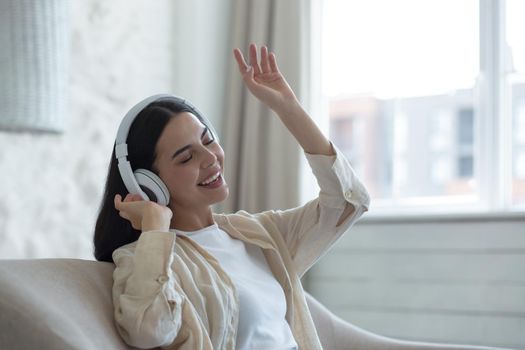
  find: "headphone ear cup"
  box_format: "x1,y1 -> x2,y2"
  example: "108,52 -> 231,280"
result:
133,169 -> 170,206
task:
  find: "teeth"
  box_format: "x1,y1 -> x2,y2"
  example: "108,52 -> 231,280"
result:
200,172 -> 220,185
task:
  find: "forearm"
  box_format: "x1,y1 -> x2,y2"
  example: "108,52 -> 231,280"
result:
113,233 -> 182,348
275,99 -> 335,156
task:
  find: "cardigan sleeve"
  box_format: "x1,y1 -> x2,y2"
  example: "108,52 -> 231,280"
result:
256,141 -> 370,277
112,230 -> 183,349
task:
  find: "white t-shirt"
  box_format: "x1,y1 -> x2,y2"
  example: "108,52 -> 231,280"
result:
172,223 -> 298,350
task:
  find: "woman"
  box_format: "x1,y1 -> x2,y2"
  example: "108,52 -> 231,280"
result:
94,43 -> 370,349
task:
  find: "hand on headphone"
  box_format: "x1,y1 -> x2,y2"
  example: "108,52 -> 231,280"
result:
114,194 -> 173,232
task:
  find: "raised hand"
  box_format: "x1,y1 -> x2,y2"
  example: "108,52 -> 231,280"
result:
233,43 -> 299,115
235,44 -> 335,158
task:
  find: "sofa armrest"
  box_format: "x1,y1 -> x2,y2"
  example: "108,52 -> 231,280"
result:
305,292 -> 511,350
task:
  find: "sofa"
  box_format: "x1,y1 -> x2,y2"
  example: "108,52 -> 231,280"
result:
0,258 -> 510,349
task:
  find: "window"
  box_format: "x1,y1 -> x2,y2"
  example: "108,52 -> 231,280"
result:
319,0 -> 525,214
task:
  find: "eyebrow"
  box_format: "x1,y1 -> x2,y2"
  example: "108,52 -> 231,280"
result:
171,126 -> 209,159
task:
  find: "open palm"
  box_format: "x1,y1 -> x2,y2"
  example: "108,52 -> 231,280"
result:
233,43 -> 298,114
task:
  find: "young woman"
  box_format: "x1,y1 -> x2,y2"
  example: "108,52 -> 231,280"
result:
94,43 -> 370,349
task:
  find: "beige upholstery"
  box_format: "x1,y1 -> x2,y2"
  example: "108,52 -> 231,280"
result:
0,259 -> 509,350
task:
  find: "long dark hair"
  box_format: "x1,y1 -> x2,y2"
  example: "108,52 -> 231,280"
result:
94,100 -> 195,262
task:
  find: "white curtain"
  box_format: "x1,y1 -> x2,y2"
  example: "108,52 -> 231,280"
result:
219,0 -> 312,214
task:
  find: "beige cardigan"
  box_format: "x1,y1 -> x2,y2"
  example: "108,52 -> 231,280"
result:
112,143 -> 370,349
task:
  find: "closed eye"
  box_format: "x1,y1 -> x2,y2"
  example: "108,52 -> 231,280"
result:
172,127 -> 215,164
203,127 -> 215,144
181,156 -> 192,164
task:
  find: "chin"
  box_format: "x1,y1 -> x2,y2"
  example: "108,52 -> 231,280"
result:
210,186 -> 229,204
214,188 -> 229,204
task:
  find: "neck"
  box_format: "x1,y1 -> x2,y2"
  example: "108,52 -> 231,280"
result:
168,204 -> 215,231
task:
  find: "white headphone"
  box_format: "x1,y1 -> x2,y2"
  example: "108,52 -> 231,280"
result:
115,94 -> 219,206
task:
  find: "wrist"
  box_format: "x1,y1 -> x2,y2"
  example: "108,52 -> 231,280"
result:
141,203 -> 172,232
274,97 -> 303,118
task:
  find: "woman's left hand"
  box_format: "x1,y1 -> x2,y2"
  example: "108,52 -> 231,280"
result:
233,43 -> 299,115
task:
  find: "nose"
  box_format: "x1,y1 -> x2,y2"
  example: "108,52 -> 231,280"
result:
201,147 -> 218,168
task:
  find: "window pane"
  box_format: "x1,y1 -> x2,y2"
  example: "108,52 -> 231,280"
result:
323,0 -> 479,205
506,0 -> 525,207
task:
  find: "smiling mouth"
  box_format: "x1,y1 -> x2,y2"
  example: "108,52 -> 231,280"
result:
198,172 -> 222,186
